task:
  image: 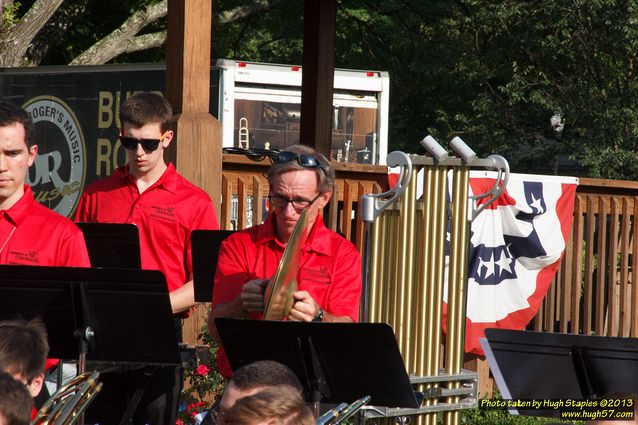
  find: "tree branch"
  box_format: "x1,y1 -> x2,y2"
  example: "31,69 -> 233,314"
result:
70,0 -> 167,65
0,0 -> 64,66
216,0 -> 277,24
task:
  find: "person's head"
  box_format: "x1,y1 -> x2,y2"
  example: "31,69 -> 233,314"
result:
0,101 -> 38,210
223,386 -> 314,425
0,318 -> 49,397
217,361 -> 302,424
119,92 -> 174,178
266,145 -> 335,242
0,372 -> 33,425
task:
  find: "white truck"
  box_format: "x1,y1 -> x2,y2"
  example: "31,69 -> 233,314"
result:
215,59 -> 390,165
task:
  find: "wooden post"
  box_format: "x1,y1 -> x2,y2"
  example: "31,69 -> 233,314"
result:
300,0 -> 336,157
165,0 -> 222,346
166,0 -> 222,216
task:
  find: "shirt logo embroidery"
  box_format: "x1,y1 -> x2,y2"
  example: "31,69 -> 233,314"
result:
150,205 -> 176,222
300,266 -> 331,284
9,249 -> 40,264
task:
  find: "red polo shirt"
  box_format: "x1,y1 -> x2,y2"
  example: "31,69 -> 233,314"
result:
212,213 -> 362,376
75,164 -> 218,292
0,185 -> 90,267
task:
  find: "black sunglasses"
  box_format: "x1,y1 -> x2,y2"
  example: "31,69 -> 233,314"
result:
119,131 -> 169,152
274,151 -> 326,173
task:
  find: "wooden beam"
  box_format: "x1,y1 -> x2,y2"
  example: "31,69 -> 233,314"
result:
300,0 -> 336,157
165,0 -> 222,218
165,0 -> 222,347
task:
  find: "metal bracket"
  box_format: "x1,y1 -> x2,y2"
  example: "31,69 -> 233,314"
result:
361,151 -> 412,223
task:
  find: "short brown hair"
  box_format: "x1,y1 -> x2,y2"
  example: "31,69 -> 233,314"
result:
223,386 -> 314,425
0,371 -> 33,425
267,144 -> 335,194
0,318 -> 49,383
0,101 -> 35,148
120,92 -> 173,133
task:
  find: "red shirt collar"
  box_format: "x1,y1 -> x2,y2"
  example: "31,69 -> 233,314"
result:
116,163 -> 179,194
256,213 -> 332,256
2,185 -> 35,226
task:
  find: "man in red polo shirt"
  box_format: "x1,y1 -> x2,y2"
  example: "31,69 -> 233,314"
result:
76,92 -> 218,425
208,144 -> 362,377
0,101 -> 89,267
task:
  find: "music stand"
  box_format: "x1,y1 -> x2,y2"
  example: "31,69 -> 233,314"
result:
0,265 -> 180,367
481,329 -> 638,417
76,222 -> 142,268
191,229 -> 234,302
215,318 -> 419,409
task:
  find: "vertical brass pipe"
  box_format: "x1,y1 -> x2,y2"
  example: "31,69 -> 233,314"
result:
443,166 -> 470,425
412,165 -> 433,374
396,169 -> 418,362
367,212 -> 383,323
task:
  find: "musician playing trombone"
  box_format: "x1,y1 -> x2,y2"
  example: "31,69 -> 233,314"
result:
208,144 -> 362,378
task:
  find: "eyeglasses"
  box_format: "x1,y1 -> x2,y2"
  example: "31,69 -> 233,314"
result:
119,130 -> 170,152
274,151 -> 326,174
268,192 -> 322,212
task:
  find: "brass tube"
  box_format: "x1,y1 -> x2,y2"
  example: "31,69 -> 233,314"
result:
443,166 -> 470,425
367,220 -> 379,323
412,165 -> 433,374
396,169 -> 418,362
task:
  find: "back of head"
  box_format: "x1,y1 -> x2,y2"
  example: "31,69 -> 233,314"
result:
119,92 -> 173,132
267,144 -> 335,194
0,318 -> 48,382
231,360 -> 302,394
0,371 -> 33,425
0,100 -> 34,148
223,386 -> 314,425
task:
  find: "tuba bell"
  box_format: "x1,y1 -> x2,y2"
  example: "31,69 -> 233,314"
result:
31,370 -> 102,425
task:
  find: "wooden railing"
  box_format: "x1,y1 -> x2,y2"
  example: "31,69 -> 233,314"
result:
186,158 -> 638,395
532,177 -> 638,338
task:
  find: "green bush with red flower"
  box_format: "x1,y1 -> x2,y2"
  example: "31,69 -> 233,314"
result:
177,321 -> 226,424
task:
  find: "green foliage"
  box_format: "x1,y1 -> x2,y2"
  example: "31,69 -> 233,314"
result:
2,0 -> 21,28
178,319 -> 226,425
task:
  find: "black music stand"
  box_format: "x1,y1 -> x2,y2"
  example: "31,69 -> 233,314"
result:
0,265 -> 180,366
76,222 -> 142,269
215,318 -> 419,409
481,329 -> 638,417
191,229 -> 235,302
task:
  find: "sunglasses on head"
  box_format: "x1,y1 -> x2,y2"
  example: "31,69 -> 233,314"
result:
274,151 -> 326,173
119,130 -> 170,152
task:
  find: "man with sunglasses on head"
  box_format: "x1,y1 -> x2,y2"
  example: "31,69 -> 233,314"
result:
76,92 -> 219,425
208,144 -> 362,378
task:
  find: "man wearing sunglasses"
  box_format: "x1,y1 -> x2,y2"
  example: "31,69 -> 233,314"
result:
76,92 -> 219,425
208,144 -> 362,378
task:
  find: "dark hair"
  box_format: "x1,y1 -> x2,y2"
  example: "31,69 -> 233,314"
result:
267,144 -> 335,194
0,101 -> 35,148
119,92 -> 173,133
223,386 -> 314,425
231,360 -> 303,393
0,318 -> 49,383
0,371 -> 33,425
